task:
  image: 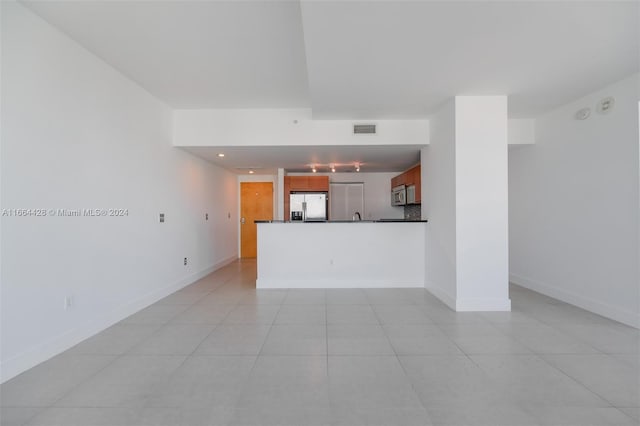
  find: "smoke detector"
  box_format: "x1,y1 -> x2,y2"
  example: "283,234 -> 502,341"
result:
597,97 -> 615,114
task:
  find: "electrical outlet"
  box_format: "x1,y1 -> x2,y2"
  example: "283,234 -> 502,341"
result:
64,296 -> 73,310
205,213 -> 208,221
184,257 -> 188,266
159,213 -> 165,223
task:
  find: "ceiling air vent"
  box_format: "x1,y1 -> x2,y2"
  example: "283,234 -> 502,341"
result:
353,124 -> 376,134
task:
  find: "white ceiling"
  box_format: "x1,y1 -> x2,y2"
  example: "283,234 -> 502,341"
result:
23,1 -> 310,109
23,0 -> 638,118
301,1 -> 639,118
20,0 -> 638,173
181,145 -> 422,174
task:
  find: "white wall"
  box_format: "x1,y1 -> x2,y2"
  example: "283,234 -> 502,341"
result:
0,2 -> 238,382
508,119 -> 535,145
173,108 -> 430,147
287,172 -> 404,220
509,74 -> 640,327
257,222 -> 426,288
423,100 -> 457,305
276,168 -> 285,220
173,109 -> 531,148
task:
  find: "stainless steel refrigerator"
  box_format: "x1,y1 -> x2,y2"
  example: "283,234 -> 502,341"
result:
290,192 -> 328,221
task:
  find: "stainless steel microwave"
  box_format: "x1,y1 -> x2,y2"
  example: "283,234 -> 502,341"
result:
391,185 -> 406,206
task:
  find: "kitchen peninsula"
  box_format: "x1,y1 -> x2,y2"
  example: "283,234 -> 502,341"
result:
255,220 -> 427,289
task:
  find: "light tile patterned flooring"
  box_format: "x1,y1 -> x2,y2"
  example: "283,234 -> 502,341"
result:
2,260 -> 638,425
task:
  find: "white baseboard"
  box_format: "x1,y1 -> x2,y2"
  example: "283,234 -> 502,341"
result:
510,273 -> 640,329
425,284 -> 457,310
257,279 -> 424,289
455,297 -> 511,311
0,255 -> 237,383
425,283 -> 511,311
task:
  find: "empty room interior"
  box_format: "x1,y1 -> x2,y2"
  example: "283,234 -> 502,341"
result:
1,1 -> 639,425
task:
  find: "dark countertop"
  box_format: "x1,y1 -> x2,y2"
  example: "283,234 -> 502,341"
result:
255,219 -> 428,224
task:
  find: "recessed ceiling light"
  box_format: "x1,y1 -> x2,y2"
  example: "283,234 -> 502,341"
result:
355,163 -> 360,172
330,164 -> 336,173
217,153 -> 225,158
312,166 -> 317,173
248,170 -> 254,174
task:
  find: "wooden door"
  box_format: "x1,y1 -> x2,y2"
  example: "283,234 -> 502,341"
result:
240,182 -> 273,258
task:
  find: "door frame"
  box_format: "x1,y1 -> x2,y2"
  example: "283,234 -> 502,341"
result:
237,175 -> 277,258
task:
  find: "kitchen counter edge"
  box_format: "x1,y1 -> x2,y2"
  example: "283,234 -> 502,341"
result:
255,220 -> 428,224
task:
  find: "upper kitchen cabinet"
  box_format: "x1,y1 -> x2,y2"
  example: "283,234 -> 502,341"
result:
285,175 -> 329,192
391,173 -> 406,189
392,165 -> 421,204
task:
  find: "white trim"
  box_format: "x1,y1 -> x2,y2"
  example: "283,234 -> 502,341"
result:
510,273 -> 640,329
0,255 -> 237,383
425,283 -> 457,310
425,283 -> 510,311
257,279 -> 424,289
454,297 -> 511,311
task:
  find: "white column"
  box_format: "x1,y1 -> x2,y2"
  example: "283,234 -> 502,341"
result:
424,96 -> 510,311
454,96 -> 510,311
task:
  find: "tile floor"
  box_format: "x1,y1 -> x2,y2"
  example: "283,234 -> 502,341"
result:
1,260 -> 638,426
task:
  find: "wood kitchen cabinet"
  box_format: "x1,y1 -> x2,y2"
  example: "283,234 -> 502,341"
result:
405,166 -> 416,185
391,165 -> 421,204
391,173 -> 406,189
285,175 -> 329,192
284,175 -> 330,220
307,176 -> 330,191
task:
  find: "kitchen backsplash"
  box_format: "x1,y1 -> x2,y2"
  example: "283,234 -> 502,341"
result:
404,204 -> 422,220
